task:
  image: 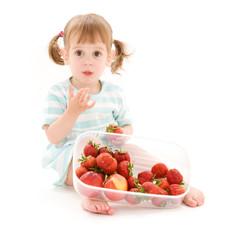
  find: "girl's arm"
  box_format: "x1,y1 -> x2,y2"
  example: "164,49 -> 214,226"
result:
121,124 -> 133,135
45,85 -> 95,144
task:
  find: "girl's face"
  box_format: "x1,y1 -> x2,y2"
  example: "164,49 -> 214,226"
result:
61,35 -> 114,87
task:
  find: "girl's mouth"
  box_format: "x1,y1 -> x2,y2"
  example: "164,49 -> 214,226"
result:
83,71 -> 93,76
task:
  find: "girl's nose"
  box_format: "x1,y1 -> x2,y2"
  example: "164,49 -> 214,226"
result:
82,55 -> 93,66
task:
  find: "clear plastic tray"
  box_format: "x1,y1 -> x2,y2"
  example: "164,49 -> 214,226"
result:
73,131 -> 191,208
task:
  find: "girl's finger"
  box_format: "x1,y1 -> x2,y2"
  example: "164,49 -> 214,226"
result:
87,100 -> 96,109
78,88 -> 89,102
82,95 -> 96,109
82,94 -> 91,105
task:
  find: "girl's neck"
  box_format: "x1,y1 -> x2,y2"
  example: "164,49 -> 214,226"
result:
70,77 -> 101,95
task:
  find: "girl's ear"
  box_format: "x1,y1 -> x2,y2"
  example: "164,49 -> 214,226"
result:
60,48 -> 69,65
106,49 -> 115,67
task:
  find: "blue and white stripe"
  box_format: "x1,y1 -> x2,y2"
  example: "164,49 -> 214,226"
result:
41,78 -> 132,185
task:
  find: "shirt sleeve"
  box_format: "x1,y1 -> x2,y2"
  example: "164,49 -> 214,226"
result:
42,85 -> 67,129
113,88 -> 133,127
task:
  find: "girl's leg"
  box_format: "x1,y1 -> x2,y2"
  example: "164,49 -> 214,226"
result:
65,160 -> 114,215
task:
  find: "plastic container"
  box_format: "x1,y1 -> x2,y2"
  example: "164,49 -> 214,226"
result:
73,131 -> 191,208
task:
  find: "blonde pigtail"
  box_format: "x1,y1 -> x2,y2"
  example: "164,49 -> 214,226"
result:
48,34 -> 64,65
111,39 -> 132,74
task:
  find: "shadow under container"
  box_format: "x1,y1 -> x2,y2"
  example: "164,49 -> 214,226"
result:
73,131 -> 191,208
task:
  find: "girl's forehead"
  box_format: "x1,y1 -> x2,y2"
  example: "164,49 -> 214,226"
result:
69,34 -> 107,49
71,42 -> 106,51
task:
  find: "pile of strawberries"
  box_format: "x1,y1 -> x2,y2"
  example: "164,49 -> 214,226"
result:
75,136 -> 186,205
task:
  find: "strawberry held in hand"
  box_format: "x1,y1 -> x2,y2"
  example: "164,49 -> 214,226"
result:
106,124 -> 123,140
83,140 -> 100,157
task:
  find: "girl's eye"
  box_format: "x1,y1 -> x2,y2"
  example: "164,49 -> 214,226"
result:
75,50 -> 83,56
94,51 -> 101,57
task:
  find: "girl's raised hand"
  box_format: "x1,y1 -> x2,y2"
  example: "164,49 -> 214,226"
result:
68,85 -> 96,115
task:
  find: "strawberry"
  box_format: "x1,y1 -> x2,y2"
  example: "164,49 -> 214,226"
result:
106,124 -> 123,140
125,188 -> 142,205
75,166 -> 88,178
96,153 -> 117,174
99,143 -> 113,155
155,178 -> 170,190
127,176 -> 140,190
79,171 -> 103,198
83,140 -> 100,157
151,189 -> 169,207
117,160 -> 134,179
167,168 -> 183,184
168,184 -> 185,195
151,163 -> 168,178
97,172 -> 105,182
141,182 -> 160,194
79,171 -> 103,187
138,170 -> 154,185
151,188 -> 169,207
157,187 -> 169,195
113,149 -> 130,163
106,124 -> 123,134
78,154 -> 97,169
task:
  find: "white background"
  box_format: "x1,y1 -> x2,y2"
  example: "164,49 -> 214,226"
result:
1,0 -> 228,239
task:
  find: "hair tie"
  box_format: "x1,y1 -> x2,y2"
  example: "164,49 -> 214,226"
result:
58,31 -> 64,38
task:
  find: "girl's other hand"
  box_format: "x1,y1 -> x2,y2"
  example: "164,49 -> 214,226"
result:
68,85 -> 96,115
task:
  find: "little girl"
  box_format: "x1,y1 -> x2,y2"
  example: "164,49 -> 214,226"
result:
42,13 -> 204,215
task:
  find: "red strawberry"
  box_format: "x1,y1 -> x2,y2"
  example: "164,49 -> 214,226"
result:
125,188 -> 141,205
138,171 -> 154,185
151,163 -> 168,178
127,176 -> 140,190
141,182 -> 160,194
167,168 -> 183,184
78,171 -> 103,198
78,155 -> 97,169
151,188 -> 169,207
75,166 -> 88,178
156,178 -> 170,190
96,153 -> 117,174
113,149 -> 130,163
106,124 -> 123,140
157,187 -> 169,195
99,142 -> 113,155
97,172 -> 105,182
83,140 -> 100,157
117,160 -> 134,179
168,184 -> 185,195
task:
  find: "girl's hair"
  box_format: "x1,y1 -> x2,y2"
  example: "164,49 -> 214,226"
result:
48,13 -> 131,74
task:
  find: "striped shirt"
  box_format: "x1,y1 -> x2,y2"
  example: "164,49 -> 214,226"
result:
42,78 -> 132,185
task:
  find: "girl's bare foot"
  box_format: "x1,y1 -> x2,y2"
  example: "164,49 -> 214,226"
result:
183,186 -> 205,207
81,198 -> 114,215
